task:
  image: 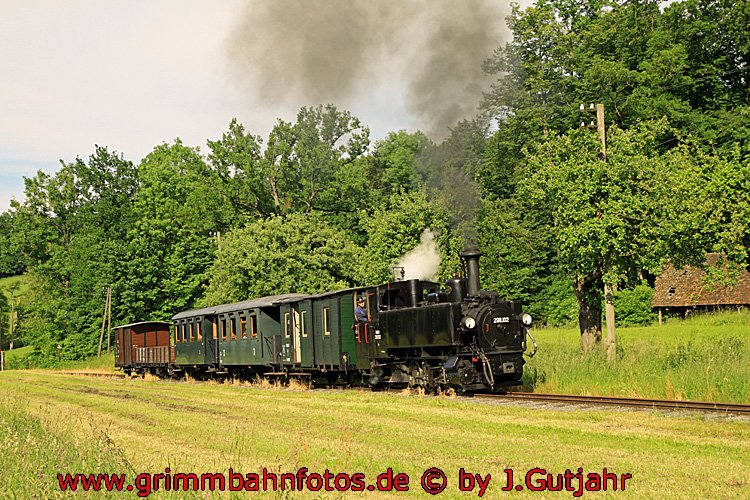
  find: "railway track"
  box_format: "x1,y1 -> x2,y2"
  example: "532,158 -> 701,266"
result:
477,392 -> 750,415
52,371 -> 750,415
56,371 -> 126,379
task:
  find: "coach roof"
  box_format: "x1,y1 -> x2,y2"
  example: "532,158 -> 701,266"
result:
172,293 -> 310,320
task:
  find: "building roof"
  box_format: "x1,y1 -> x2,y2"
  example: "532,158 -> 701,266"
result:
113,321 -> 171,330
651,253 -> 750,307
172,293 -> 310,320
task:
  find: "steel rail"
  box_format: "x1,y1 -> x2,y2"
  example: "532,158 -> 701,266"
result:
56,371 -> 126,379
476,392 -> 750,415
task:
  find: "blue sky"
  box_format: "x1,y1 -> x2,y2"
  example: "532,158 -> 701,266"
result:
0,1 -> 519,212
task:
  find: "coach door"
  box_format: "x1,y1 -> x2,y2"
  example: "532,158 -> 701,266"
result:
292,305 -> 302,364
299,300 -> 314,368
203,316 -> 219,366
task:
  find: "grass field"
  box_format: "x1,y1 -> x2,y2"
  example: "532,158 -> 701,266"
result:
0,274 -> 30,300
523,310 -> 750,403
0,371 -> 748,498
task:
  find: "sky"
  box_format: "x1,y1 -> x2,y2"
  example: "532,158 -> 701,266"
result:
0,1 -> 522,212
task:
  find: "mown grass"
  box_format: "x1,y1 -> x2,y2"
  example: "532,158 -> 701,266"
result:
0,371 -> 749,498
524,310 -> 750,403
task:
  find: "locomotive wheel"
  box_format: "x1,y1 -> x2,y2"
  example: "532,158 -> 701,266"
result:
408,362 -> 426,389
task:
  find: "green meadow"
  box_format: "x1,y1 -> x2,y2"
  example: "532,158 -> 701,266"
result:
0,370 -> 749,499
523,310 -> 750,403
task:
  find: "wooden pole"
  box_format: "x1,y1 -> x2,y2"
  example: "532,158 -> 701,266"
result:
604,282 -> 616,360
8,291 -> 14,350
106,287 -> 112,352
658,308 -> 663,326
97,287 -> 109,357
596,104 -> 617,361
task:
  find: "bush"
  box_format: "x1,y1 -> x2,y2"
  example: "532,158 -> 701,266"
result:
533,278 -> 579,327
614,284 -> 656,327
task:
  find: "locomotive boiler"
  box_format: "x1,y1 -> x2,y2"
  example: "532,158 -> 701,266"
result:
364,248 -> 535,392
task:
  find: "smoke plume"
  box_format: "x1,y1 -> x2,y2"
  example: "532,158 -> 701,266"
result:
227,1 -> 508,138
396,229 -> 441,281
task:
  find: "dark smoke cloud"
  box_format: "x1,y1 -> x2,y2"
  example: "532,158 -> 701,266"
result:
227,0 -> 509,138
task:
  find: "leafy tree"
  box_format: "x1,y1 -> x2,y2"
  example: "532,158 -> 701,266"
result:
16,147 -> 139,362
476,197 -> 559,320
518,122 -> 708,342
417,120 -> 488,243
202,213 -> 359,304
614,284 -> 656,327
360,190 -> 463,285
229,105 -> 371,216
206,118 -> 268,220
0,290 -> 8,347
368,130 -> 429,196
0,212 -> 26,276
121,140 -> 220,321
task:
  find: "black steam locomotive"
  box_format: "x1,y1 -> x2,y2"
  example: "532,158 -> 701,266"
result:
115,249 -> 536,393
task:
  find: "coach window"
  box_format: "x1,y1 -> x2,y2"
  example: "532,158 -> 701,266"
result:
196,321 -> 202,341
174,324 -> 179,343
230,316 -> 237,341
240,315 -> 247,339
189,322 -> 195,342
301,311 -> 308,337
220,317 -> 227,341
323,307 -> 331,336
284,312 -> 291,338
180,322 -> 186,342
250,314 -> 257,338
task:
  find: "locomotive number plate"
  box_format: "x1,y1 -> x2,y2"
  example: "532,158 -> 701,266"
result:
493,317 -> 510,324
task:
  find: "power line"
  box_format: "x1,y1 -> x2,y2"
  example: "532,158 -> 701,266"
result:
659,66 -> 749,93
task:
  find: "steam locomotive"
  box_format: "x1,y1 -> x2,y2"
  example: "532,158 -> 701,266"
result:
114,249 -> 536,392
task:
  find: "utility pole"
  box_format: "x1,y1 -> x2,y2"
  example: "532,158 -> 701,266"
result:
97,287 -> 111,358
581,103 -> 616,360
106,287 -> 112,352
9,290 -> 14,350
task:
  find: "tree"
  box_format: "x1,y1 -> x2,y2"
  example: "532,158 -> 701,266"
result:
202,213 -> 360,304
417,119 -> 488,244
360,190 -> 463,285
206,118 -> 269,219
0,211 -> 26,276
227,105 -> 371,216
368,130 -> 429,196
518,121 -> 711,344
0,290 -> 8,348
476,197 -> 560,320
16,147 -> 139,362
121,140 -> 220,321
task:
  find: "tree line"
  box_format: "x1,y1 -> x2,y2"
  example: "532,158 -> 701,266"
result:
0,0 -> 748,363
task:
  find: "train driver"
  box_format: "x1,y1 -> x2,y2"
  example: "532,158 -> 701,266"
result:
355,297 -> 368,324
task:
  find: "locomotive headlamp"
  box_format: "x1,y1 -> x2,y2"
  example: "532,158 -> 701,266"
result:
462,316 -> 476,329
521,313 -> 533,326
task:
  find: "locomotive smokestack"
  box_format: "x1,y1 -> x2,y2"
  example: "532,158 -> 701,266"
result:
460,248 -> 482,296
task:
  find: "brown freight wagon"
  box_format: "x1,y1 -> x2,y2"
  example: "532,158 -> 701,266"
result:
114,321 -> 174,375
